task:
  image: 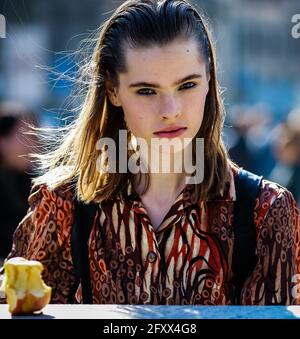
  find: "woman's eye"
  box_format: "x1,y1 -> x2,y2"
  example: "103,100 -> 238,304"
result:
136,82 -> 196,95
179,82 -> 197,90
136,88 -> 155,96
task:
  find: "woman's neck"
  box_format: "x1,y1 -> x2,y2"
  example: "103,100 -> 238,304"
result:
132,144 -> 195,203
133,172 -> 187,205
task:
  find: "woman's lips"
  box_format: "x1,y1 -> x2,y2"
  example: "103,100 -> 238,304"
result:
153,127 -> 187,138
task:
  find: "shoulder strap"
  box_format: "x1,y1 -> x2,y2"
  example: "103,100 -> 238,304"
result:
70,198 -> 97,304
232,168 -> 263,304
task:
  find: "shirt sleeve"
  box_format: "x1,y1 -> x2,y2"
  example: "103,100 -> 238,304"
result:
240,184 -> 300,305
4,183 -> 76,303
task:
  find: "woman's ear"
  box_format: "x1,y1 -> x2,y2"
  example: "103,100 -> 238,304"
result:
105,72 -> 122,107
106,87 -> 122,107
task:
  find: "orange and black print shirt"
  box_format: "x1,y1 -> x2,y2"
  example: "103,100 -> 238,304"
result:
6,165 -> 300,305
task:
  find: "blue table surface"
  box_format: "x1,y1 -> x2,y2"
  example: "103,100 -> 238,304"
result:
1,304 -> 300,319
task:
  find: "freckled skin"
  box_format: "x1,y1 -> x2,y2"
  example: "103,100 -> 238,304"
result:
108,37 -> 209,148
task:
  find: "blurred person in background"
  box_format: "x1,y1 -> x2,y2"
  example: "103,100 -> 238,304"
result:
228,103 -> 276,177
227,105 -> 257,173
0,102 -> 39,265
270,110 -> 300,208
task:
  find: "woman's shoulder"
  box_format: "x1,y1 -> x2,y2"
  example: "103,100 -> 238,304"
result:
26,180 -> 76,237
28,165 -> 76,209
229,163 -> 298,227
257,177 -> 297,212
29,181 -> 75,207
230,163 -> 297,212
254,176 -> 299,232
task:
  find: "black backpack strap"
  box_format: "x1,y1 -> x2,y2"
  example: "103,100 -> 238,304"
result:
70,197 -> 98,304
232,168 -> 263,304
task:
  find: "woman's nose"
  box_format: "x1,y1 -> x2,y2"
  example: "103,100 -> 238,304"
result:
159,95 -> 181,119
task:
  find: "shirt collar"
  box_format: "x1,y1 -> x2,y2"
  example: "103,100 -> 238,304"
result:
122,162 -> 237,209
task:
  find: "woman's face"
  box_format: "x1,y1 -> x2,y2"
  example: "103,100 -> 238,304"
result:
107,37 -> 210,154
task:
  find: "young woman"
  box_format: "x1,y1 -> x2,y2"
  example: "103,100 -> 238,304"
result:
2,0 -> 300,305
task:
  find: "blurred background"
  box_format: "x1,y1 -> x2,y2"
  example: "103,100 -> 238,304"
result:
0,0 -> 300,262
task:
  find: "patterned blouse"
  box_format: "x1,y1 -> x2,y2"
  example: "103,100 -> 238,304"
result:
4,164 -> 300,305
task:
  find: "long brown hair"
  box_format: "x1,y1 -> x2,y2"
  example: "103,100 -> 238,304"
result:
32,0 -> 231,203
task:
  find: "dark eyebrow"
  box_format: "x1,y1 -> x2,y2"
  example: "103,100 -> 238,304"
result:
128,73 -> 202,88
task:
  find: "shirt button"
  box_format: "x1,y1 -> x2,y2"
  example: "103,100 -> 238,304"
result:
147,251 -> 157,263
